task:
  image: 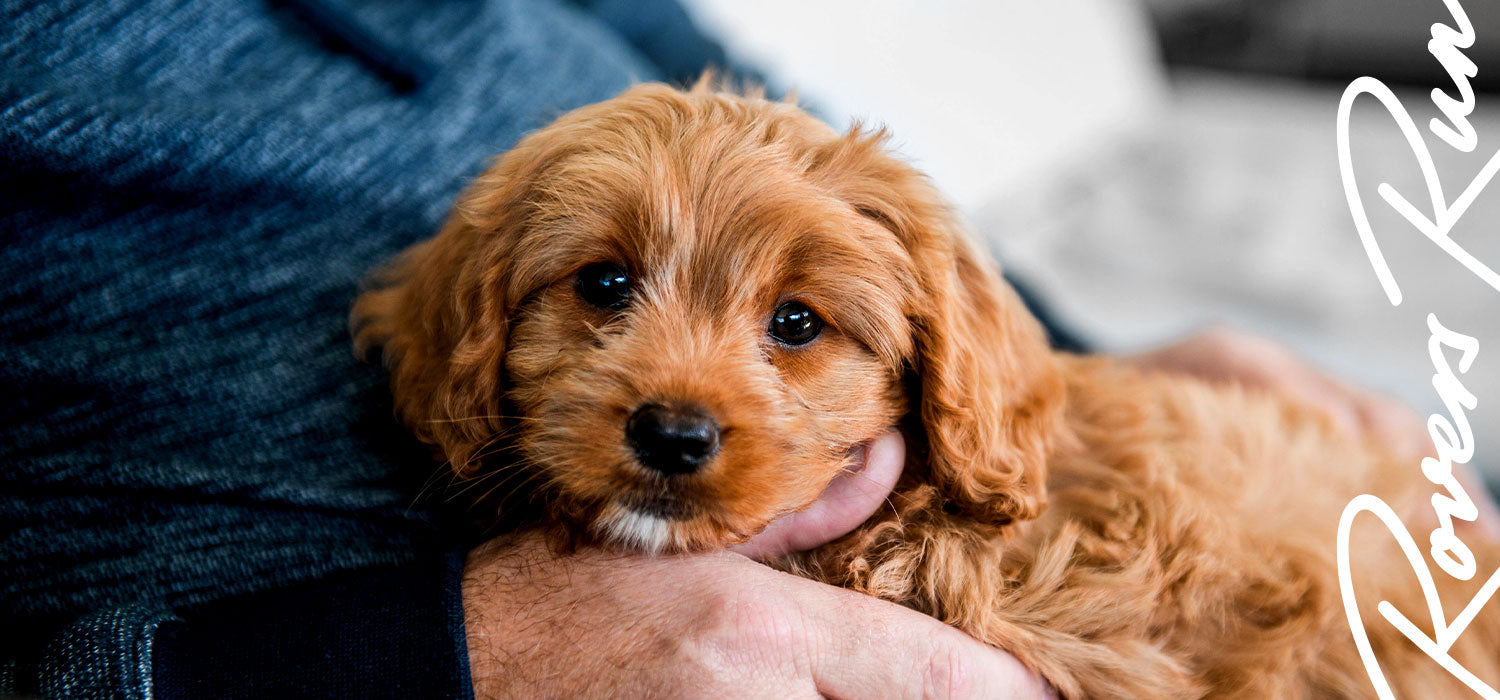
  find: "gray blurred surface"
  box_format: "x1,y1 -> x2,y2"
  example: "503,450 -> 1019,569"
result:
979,69 -> 1500,475
1150,0 -> 1500,90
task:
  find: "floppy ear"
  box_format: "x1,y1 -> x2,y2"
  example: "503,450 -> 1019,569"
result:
812,128 -> 1065,524
351,179 -> 516,479
911,229 -> 1065,523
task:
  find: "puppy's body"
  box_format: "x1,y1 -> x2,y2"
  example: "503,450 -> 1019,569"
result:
793,356 -> 1499,698
354,82 -> 1499,697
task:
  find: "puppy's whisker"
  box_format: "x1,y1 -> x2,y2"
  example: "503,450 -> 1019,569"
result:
434,438 -> 529,504
407,465 -> 462,512
446,463 -> 527,503
452,439 -> 555,490
831,464 -> 912,496
447,436 -> 516,478
454,470 -> 521,505
473,468 -> 550,510
424,414 -> 542,425
461,434 -> 530,468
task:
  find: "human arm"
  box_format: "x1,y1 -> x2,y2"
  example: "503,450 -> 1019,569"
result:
462,430 -> 1053,699
463,532 -> 1052,699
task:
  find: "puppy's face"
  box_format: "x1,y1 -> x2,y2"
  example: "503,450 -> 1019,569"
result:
500,93 -> 915,551
355,84 -> 1063,553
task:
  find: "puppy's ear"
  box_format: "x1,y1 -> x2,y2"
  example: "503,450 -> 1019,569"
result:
912,230 -> 1065,523
351,177 -> 517,479
814,129 -> 1065,524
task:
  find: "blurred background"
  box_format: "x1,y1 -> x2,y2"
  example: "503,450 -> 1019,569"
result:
684,0 -> 1500,477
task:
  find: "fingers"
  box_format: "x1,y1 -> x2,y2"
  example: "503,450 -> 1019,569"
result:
468,531 -> 1058,699
733,429 -> 906,560
800,582 -> 1055,700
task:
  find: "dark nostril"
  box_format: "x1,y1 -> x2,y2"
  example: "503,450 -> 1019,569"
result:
626,403 -> 721,475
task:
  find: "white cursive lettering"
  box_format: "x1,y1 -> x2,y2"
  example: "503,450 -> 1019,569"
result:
1335,0 -> 1500,307
1334,3 -> 1498,694
1335,318 -> 1490,698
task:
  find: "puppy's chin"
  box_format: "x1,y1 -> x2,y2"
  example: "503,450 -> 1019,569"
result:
588,497 -> 770,555
591,501 -> 709,554
587,443 -> 874,555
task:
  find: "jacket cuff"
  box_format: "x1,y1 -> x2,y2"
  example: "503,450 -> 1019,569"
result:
151,548 -> 471,699
6,604 -> 180,700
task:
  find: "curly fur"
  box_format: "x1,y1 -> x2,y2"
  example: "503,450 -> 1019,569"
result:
353,79 -> 1500,697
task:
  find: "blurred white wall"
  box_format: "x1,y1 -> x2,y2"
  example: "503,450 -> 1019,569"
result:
679,0 -> 1168,216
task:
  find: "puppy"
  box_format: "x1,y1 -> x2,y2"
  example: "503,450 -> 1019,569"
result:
353,81 -> 1500,698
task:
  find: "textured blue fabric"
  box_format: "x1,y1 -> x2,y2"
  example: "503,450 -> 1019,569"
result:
34,605 -> 178,700
0,0 -> 667,625
150,550 -> 472,699
0,0 -> 753,688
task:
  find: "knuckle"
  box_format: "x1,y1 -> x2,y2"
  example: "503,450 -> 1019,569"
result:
687,589 -> 807,676
921,631 -> 976,700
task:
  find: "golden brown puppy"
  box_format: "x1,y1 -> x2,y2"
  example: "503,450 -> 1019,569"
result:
352,81 -> 1500,698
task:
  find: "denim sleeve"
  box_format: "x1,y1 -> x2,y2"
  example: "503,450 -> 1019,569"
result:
13,606 -> 179,700
4,551 -> 470,699
564,0 -> 739,85
149,551 -> 472,699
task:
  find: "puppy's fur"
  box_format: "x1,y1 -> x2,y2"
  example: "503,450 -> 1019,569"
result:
353,81 -> 1500,698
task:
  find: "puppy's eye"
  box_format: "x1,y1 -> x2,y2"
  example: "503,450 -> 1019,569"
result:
576,262 -> 631,310
769,301 -> 822,345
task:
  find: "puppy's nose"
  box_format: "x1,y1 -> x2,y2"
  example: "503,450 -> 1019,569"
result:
626,403 -> 720,475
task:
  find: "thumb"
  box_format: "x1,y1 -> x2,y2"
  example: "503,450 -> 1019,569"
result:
732,429 -> 904,560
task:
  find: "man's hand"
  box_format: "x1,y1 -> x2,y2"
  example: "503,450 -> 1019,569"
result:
464,535 -> 1052,699
461,429 -> 1052,699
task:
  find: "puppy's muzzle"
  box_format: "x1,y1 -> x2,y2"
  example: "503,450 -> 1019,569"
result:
626,403 -> 720,475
